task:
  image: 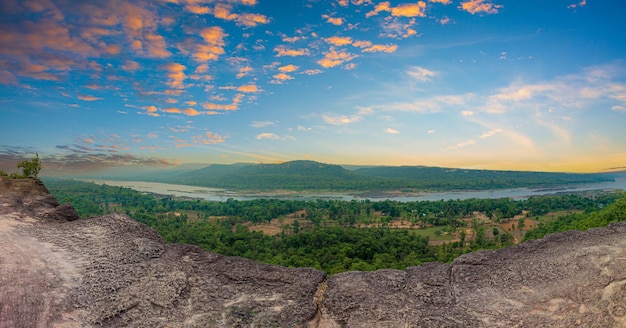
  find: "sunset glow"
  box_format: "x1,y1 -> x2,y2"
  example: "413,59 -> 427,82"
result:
1,0 -> 625,174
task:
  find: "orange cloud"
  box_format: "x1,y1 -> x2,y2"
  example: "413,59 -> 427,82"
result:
366,1 -> 427,18
213,3 -> 268,27
459,0 -> 502,14
162,63 -> 186,89
366,1 -> 390,17
185,26 -> 227,62
237,84 -> 260,93
78,95 -> 102,101
202,102 -> 238,111
237,65 -> 253,78
166,98 -> 178,104
193,132 -> 226,145
141,105 -> 160,116
164,107 -> 182,113
274,46 -> 311,57
430,0 -> 451,3
278,64 -> 299,72
322,15 -> 344,25
186,5 -> 211,14
352,40 -> 373,48
317,49 -> 358,68
391,2 -> 426,17
121,60 -> 140,72
325,36 -> 353,46
362,44 -> 398,53
282,36 -> 301,43
273,73 -> 293,80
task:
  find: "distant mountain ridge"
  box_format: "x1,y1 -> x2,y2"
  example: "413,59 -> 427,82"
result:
92,160 -> 616,191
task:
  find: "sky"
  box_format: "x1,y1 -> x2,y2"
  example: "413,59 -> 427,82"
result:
1,0 -> 625,175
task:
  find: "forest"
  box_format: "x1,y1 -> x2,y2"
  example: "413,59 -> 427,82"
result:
89,160 -> 616,191
44,178 -> 625,274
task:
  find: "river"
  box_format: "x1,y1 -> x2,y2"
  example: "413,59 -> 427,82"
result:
81,175 -> 626,202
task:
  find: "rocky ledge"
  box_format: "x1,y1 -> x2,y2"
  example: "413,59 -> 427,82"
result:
1,177 -> 625,327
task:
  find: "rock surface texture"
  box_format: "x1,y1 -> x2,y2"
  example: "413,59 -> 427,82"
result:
1,177 -> 625,327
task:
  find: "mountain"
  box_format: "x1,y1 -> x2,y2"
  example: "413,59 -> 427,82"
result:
155,160 -> 380,190
354,165 -> 615,190
2,176 -> 626,327
132,160 -> 614,191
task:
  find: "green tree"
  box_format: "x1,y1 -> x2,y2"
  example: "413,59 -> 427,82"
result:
17,153 -> 42,178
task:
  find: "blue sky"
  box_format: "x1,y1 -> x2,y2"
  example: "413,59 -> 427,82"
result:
1,0 -> 625,174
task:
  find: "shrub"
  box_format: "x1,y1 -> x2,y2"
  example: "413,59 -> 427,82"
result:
16,153 -> 42,178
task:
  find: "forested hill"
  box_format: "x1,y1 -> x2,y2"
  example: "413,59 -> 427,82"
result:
90,160 -> 614,191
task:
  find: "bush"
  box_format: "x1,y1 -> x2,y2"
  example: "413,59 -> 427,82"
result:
16,154 -> 42,178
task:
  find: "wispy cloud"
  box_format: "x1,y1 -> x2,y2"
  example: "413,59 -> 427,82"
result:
322,114 -> 362,125
385,128 -> 400,134
256,133 -> 280,140
251,121 -> 275,128
78,95 -> 102,101
407,66 -> 437,82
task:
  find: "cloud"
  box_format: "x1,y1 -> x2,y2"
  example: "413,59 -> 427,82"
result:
323,15 -> 344,26
325,36 -> 353,46
162,63 -> 186,89
459,0 -> 502,15
366,1 -> 427,17
274,46 -> 311,57
391,2 -> 427,17
479,129 -> 502,139
461,110 -> 474,116
273,73 -> 293,80
375,100 -> 440,113
183,26 -> 227,62
613,105 -> 626,111
317,48 -> 358,68
214,3 -> 268,27
428,129 -> 436,134
251,121 -> 274,128
193,131 -> 225,145
322,114 -> 362,125
278,64 -> 299,72
366,2 -> 391,17
362,44 -> 398,53
352,40 -> 373,48
297,125 -> 312,131
430,0 -> 452,4
256,133 -> 280,140
385,128 -> 400,134
301,69 -> 323,75
448,139 -> 475,150
567,0 -> 586,9
78,95 -> 102,101
237,65 -> 253,78
407,66 -> 437,82
237,84 -> 260,93
0,71 -> 18,85
482,64 -> 626,114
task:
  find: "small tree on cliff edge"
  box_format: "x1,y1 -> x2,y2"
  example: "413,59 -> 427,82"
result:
17,153 -> 42,179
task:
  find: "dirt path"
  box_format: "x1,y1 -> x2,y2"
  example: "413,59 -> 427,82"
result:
0,211 -> 84,328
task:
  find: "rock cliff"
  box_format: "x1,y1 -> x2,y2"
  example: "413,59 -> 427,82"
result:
1,177 -> 625,327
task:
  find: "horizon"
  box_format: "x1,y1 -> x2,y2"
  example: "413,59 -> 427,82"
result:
1,0 -> 626,174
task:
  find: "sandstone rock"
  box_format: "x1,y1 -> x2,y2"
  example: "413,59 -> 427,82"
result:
1,177 -> 625,327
